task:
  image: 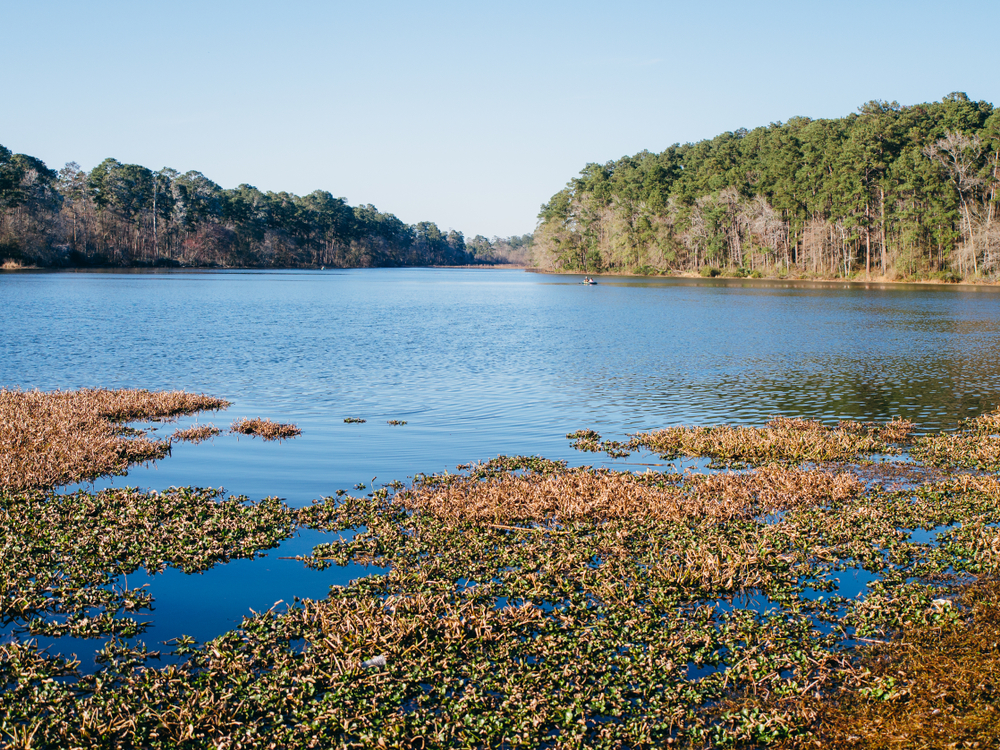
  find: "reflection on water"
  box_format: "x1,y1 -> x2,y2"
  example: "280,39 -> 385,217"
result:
4,268 -> 1000,660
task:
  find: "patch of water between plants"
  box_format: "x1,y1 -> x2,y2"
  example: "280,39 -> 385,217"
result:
703,567 -> 881,618
905,522 -> 961,544
682,566 -> 885,680
2,527 -> 389,673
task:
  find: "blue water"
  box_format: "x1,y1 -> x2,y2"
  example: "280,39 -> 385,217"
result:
4,268 -> 1000,661
19,529 -> 388,672
5,268 -> 1000,503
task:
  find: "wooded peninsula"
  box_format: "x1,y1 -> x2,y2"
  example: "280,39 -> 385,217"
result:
535,93 -> 1000,281
3,93 -> 998,281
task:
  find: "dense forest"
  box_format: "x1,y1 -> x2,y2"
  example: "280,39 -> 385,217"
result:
7,93 -> 998,278
0,147 -> 529,269
535,93 -> 1000,280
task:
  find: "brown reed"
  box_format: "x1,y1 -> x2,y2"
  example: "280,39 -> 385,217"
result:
0,388 -> 229,491
171,424 -> 220,443
400,466 -> 861,525
632,416 -> 915,465
229,417 -> 301,441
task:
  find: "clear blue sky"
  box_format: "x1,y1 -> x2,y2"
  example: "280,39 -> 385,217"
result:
2,0 -> 998,238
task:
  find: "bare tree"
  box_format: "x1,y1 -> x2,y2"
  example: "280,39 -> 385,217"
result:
924,132 -> 985,274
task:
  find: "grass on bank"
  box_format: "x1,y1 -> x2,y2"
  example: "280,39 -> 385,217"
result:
556,267 -> 980,285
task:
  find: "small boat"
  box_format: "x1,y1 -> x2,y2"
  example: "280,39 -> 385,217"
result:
580,279 -> 597,285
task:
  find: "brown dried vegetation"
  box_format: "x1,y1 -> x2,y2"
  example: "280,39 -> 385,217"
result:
912,406 -> 1000,471
0,388 -> 229,491
171,424 -> 221,443
402,466 -> 862,526
771,579 -> 1000,750
631,416 -> 915,465
229,417 -> 301,441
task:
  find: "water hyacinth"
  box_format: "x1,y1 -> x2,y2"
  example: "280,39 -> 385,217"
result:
0,486 -> 296,639
911,405 -> 1000,471
5,470 -> 993,748
2,393 -> 1000,748
757,579 -> 1000,748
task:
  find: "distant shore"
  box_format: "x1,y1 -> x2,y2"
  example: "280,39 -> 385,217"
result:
529,267 -> 1000,289
0,261 -> 528,272
4,261 -> 996,289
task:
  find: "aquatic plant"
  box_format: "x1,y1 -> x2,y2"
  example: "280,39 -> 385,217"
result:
281,468 -> 1000,748
453,454 -> 569,480
343,417 -> 366,424
0,486 -> 296,640
741,578 -> 1000,749
566,430 -> 633,458
912,405 -> 1000,471
0,388 -> 229,490
4,396 -> 1000,748
230,417 -> 301,440
7,462 -> 996,748
0,387 -> 229,491
400,465 -> 861,525
171,423 -> 221,443
630,416 -> 915,465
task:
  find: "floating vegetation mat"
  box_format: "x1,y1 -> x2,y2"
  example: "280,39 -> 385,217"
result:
0,388 -> 229,491
171,423 -> 221,443
763,577 -> 1000,749
0,486 -> 296,640
912,406 -> 1000,471
2,400 -> 1000,748
3,466 -> 997,747
571,417 -> 917,466
230,417 -> 301,441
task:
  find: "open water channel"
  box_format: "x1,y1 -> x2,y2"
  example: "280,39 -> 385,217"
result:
4,267 -> 1000,665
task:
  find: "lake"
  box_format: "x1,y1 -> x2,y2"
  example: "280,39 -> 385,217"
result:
4,268 -> 1000,662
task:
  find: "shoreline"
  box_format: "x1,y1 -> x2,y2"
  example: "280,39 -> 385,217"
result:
4,260 -> 995,288
0,262 -> 529,273
527,267 -> 1000,289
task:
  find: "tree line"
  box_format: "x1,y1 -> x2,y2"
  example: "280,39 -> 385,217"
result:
0,148 -> 529,269
534,93 -> 1000,280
